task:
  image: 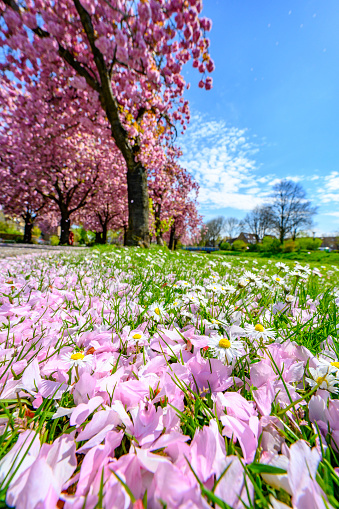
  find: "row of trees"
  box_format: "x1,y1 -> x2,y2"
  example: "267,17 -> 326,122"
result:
0,0 -> 214,246
0,82 -> 202,245
202,180 -> 317,246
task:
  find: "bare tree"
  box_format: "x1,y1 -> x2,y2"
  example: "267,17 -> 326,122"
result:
240,206 -> 273,242
224,217 -> 240,239
202,216 -> 226,246
270,180 -> 317,243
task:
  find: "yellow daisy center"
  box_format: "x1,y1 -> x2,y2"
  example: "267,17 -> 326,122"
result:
316,375 -> 328,386
154,307 -> 161,316
331,361 -> 339,368
71,352 -> 85,361
219,338 -> 231,349
133,333 -> 142,340
255,324 -> 264,332
276,277 -> 281,281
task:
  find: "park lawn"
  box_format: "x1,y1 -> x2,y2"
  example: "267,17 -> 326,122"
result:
0,247 -> 339,508
214,248 -> 339,266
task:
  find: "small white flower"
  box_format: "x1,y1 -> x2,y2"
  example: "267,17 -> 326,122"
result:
317,357 -> 339,377
272,274 -> 285,285
169,299 -> 183,310
128,330 -> 147,345
61,351 -> 93,368
275,262 -> 289,271
206,283 -> 224,295
306,367 -> 339,393
244,323 -> 276,341
178,280 -> 191,289
208,335 -> 245,364
148,302 -> 165,321
238,277 -> 250,288
223,283 -> 236,294
180,309 -> 194,319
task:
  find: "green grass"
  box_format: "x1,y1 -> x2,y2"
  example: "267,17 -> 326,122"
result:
215,248 -> 339,265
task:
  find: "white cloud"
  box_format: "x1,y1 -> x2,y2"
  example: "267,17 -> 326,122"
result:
317,172 -> 339,203
180,114 -> 270,211
324,212 -> 339,217
324,172 -> 339,191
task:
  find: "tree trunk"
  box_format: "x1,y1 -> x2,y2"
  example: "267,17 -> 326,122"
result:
154,205 -> 164,246
60,215 -> 71,245
123,225 -> 128,246
169,225 -> 175,250
125,166 -> 150,247
102,223 -> 107,244
95,231 -> 102,244
24,212 -> 33,244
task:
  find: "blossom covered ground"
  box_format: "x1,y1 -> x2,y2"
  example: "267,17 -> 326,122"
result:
0,247 -> 339,509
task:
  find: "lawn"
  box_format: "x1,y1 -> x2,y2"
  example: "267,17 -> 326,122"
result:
216,248 -> 339,266
0,246 -> 339,508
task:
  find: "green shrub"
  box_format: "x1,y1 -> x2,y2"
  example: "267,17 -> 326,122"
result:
220,241 -> 231,251
232,239 -> 247,251
259,236 -> 281,253
86,231 -> 96,246
282,240 -> 296,253
296,237 -> 322,251
248,243 -> 259,252
50,235 -> 60,246
0,221 -> 9,233
32,226 -> 41,237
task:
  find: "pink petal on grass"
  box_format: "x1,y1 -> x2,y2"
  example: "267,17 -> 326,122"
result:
70,396 -> 104,426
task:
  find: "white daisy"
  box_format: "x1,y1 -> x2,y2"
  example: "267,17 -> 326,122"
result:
238,277 -> 250,288
148,302 -> 165,321
61,351 -> 93,368
222,283 -> 236,294
244,323 -> 276,341
208,335 -> 245,364
206,283 -> 224,295
128,329 -> 148,345
275,262 -> 289,271
306,367 -> 339,394
317,357 -> 339,377
169,299 -> 183,310
272,275 -> 285,285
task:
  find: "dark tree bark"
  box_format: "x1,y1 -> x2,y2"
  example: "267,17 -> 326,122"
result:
95,231 -> 102,244
23,212 -> 33,244
123,224 -> 128,246
126,165 -> 149,246
102,223 -> 107,244
154,203 -> 164,246
60,214 -> 71,245
169,224 -> 175,250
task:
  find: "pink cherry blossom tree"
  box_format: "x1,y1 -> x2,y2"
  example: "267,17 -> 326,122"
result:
148,149 -> 202,248
0,80 -> 120,245
77,155 -> 128,244
0,0 -> 213,246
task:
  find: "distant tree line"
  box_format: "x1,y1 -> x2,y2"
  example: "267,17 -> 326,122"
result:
201,180 -> 317,247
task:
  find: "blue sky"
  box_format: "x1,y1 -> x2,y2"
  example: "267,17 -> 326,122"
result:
180,0 -> 339,235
